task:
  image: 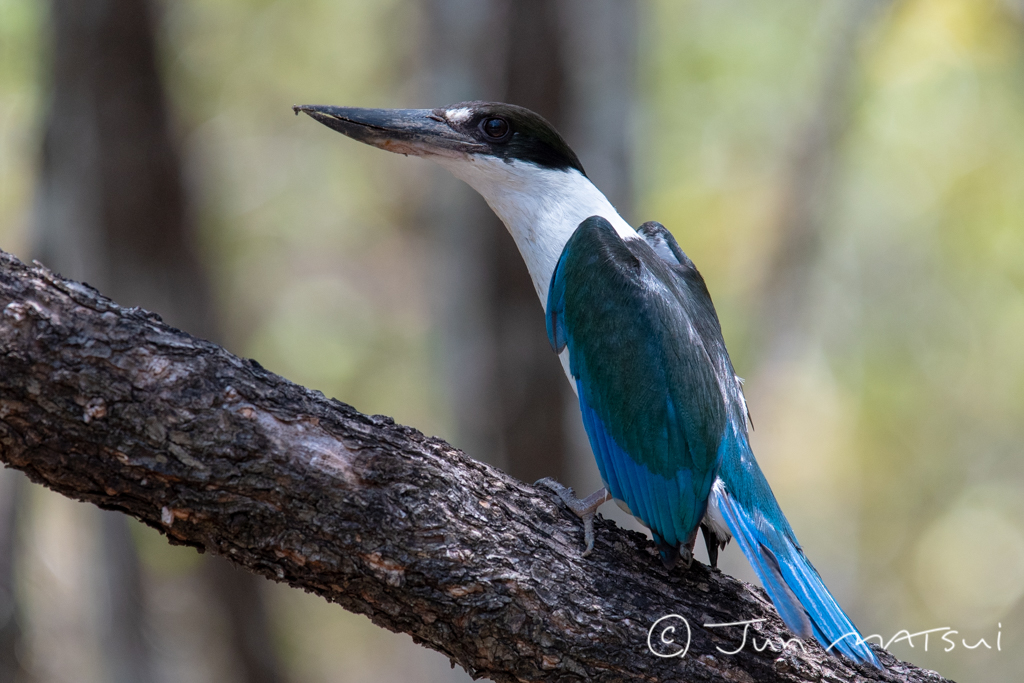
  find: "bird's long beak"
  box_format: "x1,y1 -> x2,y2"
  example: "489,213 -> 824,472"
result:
293,105 -> 481,158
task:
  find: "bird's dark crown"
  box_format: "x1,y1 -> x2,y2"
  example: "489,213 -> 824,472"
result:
436,101 -> 585,175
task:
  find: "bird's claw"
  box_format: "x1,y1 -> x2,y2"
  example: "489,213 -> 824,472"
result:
535,478 -> 610,556
534,477 -> 574,503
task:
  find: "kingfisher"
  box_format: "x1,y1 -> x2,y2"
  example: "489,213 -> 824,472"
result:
294,101 -> 881,668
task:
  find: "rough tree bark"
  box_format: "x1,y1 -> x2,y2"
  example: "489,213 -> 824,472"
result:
0,251 -> 950,683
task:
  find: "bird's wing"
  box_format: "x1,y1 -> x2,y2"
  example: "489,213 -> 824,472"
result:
546,216 -> 731,550
635,220 -> 750,428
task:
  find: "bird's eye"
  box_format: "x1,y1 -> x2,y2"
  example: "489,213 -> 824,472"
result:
480,117 -> 511,140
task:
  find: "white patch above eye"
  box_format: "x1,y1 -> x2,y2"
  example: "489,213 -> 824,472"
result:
445,107 -> 472,123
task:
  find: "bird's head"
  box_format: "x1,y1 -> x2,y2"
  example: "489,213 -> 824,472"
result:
293,101 -> 585,178
294,100 -> 632,303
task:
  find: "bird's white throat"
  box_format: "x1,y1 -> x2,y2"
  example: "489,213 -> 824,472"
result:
436,155 -> 636,309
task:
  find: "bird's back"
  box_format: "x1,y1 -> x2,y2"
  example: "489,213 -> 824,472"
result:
547,216 -> 739,555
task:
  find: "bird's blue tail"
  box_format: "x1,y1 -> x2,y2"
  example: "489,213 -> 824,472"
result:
711,430 -> 880,668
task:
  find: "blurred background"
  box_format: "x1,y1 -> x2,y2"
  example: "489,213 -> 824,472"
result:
1,0 -> 1023,681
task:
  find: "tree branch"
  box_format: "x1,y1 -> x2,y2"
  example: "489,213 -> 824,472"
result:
0,250 -> 947,683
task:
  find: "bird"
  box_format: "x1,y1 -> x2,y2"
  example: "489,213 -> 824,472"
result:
293,100 -> 881,668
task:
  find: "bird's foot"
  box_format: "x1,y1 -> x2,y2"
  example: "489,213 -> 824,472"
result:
680,544 -> 693,569
535,478 -> 611,556
655,537 -> 693,570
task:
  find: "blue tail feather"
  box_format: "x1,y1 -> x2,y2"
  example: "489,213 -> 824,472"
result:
713,432 -> 881,668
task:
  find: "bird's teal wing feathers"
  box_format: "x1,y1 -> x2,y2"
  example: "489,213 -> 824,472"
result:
547,215 -> 725,549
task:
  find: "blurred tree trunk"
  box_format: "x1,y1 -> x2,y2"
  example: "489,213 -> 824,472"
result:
0,470 -> 28,683
203,562 -> 284,683
753,1 -> 889,368
96,512 -> 153,683
421,0 -> 636,488
33,0 -> 214,330
29,1 -> 282,682
488,0 -> 571,487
